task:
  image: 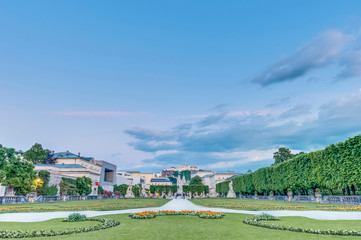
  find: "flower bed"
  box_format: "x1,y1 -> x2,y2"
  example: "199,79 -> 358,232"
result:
0,217 -> 120,238
243,214 -> 361,236
129,210 -> 224,219
0,203 -> 157,213
203,202 -> 361,211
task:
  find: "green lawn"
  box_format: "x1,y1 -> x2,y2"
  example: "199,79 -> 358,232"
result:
3,213 -> 360,240
0,198 -> 170,213
0,218 -> 99,231
190,198 -> 361,211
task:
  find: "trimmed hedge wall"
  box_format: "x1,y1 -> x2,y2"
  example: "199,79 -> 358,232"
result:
150,185 -> 177,194
216,135 -> 361,196
183,185 -> 209,194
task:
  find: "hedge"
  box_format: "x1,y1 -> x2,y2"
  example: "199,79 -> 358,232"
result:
216,135 -> 361,196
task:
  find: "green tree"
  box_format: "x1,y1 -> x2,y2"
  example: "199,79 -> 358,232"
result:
23,143 -> 48,164
0,147 -> 13,182
36,170 -> 51,195
173,170 -> 191,181
273,147 -> 294,165
98,185 -> 104,194
190,176 -> 203,185
42,185 -> 58,196
3,156 -> 37,195
75,176 -> 92,195
59,180 -> 78,196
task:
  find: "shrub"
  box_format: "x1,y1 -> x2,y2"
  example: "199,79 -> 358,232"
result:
98,185 -> 104,195
255,213 -> 279,221
103,190 -> 113,198
64,213 -> 87,222
42,185 -> 58,196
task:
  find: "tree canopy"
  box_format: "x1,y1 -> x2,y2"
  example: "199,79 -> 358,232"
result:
216,135 -> 361,196
23,143 -> 48,164
273,147 -> 295,165
190,176 -> 203,185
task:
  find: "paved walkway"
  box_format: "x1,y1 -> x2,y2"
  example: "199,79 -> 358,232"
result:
2,199 -> 361,222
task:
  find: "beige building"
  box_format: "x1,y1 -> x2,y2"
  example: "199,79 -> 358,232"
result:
214,172 -> 239,185
150,178 -> 173,186
131,172 -> 155,189
161,164 -> 200,177
35,151 -> 102,195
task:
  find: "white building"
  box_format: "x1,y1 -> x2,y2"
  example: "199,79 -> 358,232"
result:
116,172 -> 146,187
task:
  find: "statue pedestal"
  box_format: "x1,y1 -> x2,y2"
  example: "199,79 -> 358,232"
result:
125,183 -> 135,198
227,190 -> 236,198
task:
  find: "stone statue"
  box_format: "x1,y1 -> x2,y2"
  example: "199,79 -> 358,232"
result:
125,181 -> 135,198
141,185 -> 147,197
177,175 -> 184,194
227,181 -> 236,198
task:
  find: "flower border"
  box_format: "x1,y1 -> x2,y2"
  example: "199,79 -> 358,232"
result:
243,215 -> 361,236
0,218 -> 120,238
129,210 -> 224,219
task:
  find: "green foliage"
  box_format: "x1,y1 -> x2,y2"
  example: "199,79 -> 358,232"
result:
255,213 -> 279,221
76,176 -> 92,195
273,147 -> 294,165
132,185 -> 140,196
98,185 -> 104,195
59,179 -> 78,196
217,135 -> 361,196
65,213 -> 87,222
190,176 -> 203,185
36,170 -> 51,195
149,185 -> 177,194
113,184 -> 128,195
173,170 -> 191,181
2,155 -> 37,195
168,177 -> 177,185
23,143 -> 48,164
38,170 -> 50,186
42,185 -> 58,196
62,177 -> 77,185
0,147 -> 14,182
183,185 -> 209,194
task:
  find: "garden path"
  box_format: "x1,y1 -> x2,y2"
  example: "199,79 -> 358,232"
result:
2,199 -> 361,222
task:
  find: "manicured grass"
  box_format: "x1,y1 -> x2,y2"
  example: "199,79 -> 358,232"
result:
275,216 -> 361,231
190,198 -> 361,211
0,198 -> 170,213
5,213 -> 359,239
0,218 -> 99,231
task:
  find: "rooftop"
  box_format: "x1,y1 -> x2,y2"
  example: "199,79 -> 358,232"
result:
150,178 -> 171,183
50,152 -> 94,162
34,164 -> 86,169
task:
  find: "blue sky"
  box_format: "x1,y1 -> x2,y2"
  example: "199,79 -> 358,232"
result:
1,1 -> 361,172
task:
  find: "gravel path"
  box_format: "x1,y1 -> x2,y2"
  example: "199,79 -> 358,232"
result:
1,199 -> 361,222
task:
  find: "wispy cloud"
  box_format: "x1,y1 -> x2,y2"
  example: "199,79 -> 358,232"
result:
54,111 -> 147,118
125,90 -> 361,170
249,30 -> 351,86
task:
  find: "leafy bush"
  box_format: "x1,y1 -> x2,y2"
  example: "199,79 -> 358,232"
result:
42,185 -> 58,196
103,190 -> 113,198
255,213 -> 279,221
76,176 -> 92,195
97,185 -> 104,195
64,213 -> 87,222
150,185 -> 177,194
59,180 -> 78,196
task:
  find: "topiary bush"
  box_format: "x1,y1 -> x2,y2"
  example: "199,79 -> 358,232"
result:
64,213 -> 87,222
